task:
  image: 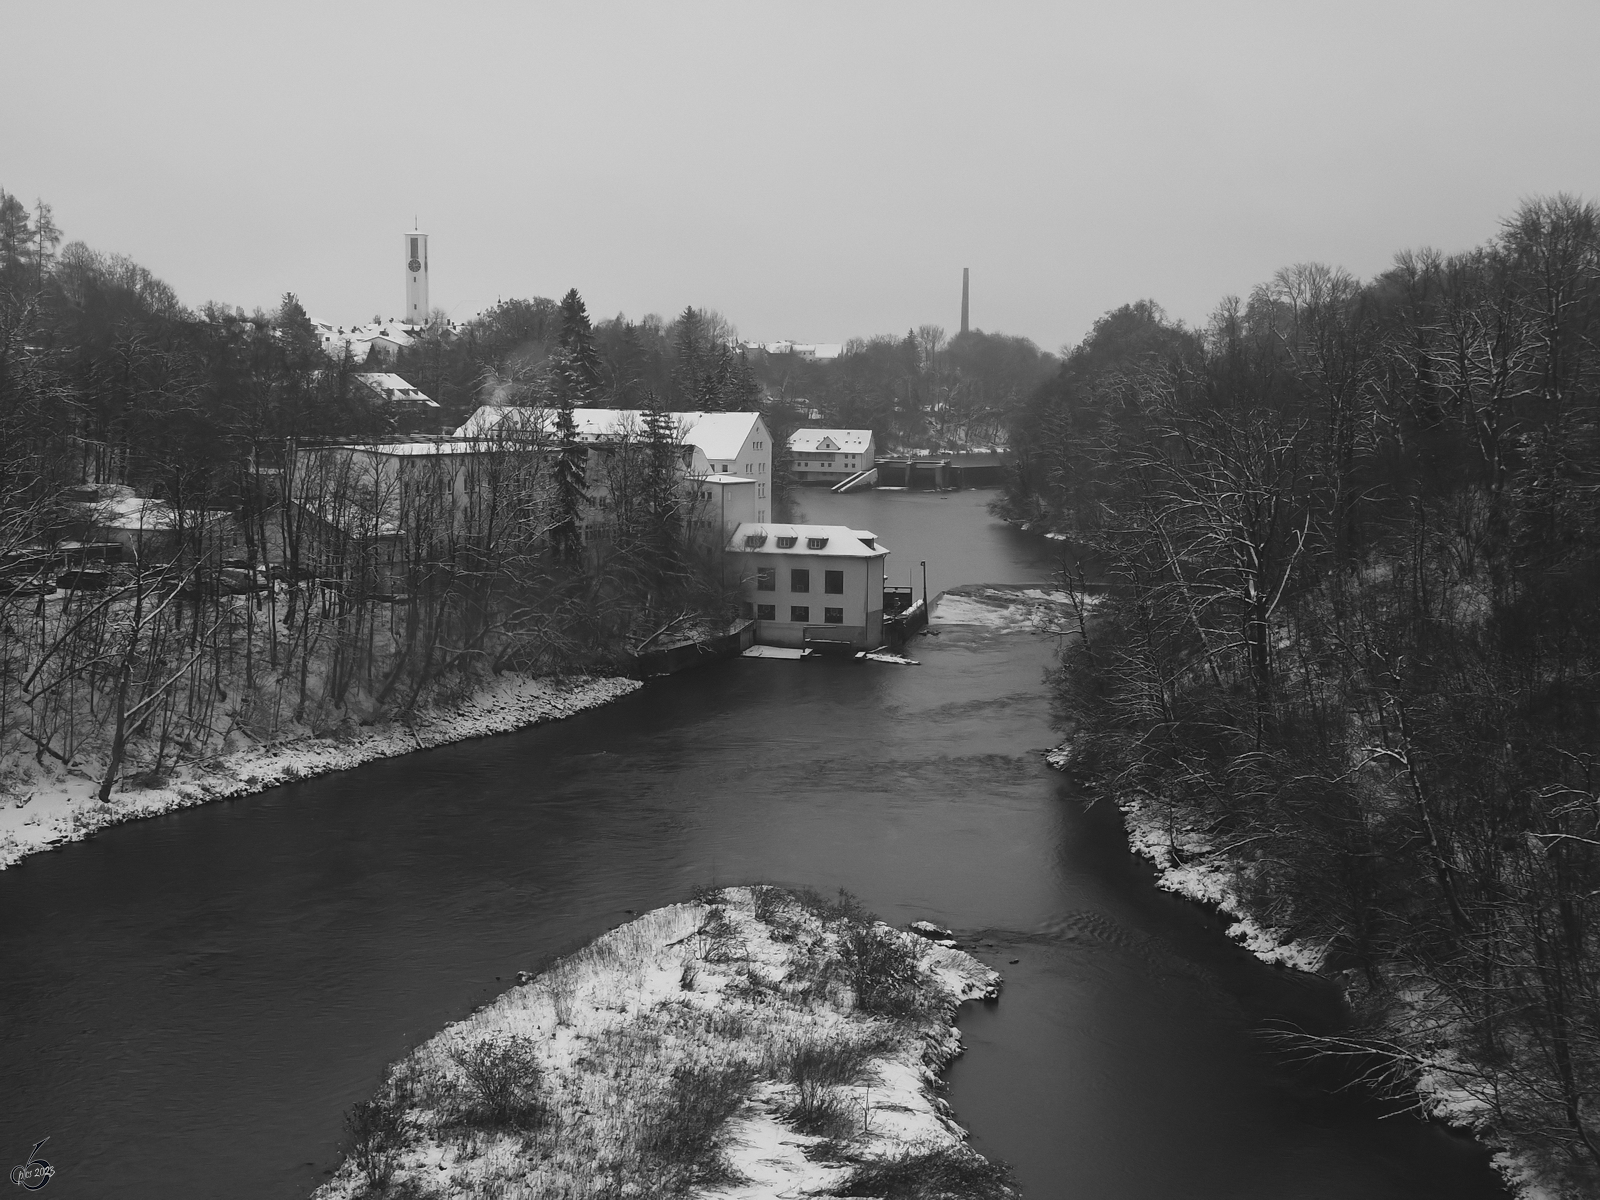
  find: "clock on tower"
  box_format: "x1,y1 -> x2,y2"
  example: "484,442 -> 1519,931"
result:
404,231 -> 429,326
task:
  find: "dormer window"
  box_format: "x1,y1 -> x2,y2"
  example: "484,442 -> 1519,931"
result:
776,536 -> 797,548
859,537 -> 876,549
744,534 -> 767,548
806,537 -> 828,550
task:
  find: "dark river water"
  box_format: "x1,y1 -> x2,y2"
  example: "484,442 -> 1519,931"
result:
1,489 -> 1504,1199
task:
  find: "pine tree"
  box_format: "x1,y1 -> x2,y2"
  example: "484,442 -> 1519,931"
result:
557,288 -> 603,405
641,391 -> 682,572
0,190 -> 34,280
671,306 -> 704,406
548,346 -> 589,562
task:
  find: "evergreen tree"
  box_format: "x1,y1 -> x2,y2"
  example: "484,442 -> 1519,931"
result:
0,191 -> 34,283
557,288 -> 603,405
671,306 -> 704,406
641,390 -> 682,571
548,345 -> 589,562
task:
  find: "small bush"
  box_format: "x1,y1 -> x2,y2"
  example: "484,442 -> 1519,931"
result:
794,886 -> 870,925
344,1097 -> 408,1193
786,1037 -> 877,1137
691,883 -> 727,906
752,885 -> 783,924
840,924 -> 923,1014
639,1063 -> 755,1186
829,1145 -> 1018,1198
679,957 -> 699,990
449,1033 -> 543,1128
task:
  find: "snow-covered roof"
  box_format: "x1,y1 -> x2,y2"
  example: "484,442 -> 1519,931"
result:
701,475 -> 756,485
72,496 -> 228,531
788,429 -> 873,454
455,407 -> 765,462
725,524 -> 888,558
354,373 -> 439,407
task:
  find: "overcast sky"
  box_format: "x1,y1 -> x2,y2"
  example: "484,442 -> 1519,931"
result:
4,1 -> 1597,351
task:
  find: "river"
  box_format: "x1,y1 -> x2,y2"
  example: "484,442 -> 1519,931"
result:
0,488 -> 1504,1199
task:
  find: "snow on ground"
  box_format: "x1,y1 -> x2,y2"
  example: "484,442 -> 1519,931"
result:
0,672 -> 640,871
313,887 -> 1003,1200
933,584 -> 1098,633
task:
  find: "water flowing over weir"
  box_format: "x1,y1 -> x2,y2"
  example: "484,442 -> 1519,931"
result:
0,490 -> 1504,1200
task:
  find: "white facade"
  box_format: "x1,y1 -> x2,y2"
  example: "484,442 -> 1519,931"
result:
457,407 -> 775,522
725,523 -> 890,650
405,231 -> 429,325
787,429 -> 875,483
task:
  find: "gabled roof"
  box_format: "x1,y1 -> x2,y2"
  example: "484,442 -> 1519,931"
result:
455,407 -> 766,462
787,428 -> 873,454
354,373 -> 439,407
725,523 -> 888,558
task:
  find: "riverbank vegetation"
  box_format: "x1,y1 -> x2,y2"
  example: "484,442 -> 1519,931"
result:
1014,195 -> 1600,1193
315,886 -> 1007,1200
0,189 -> 763,823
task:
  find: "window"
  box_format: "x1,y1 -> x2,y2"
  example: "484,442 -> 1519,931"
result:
824,607 -> 844,625
744,533 -> 767,548
824,570 -> 844,594
756,567 -> 775,591
760,462 -> 765,473
790,568 -> 810,592
758,483 -> 766,498
776,535 -> 797,548
807,537 -> 828,550
790,605 -> 810,623
756,603 -> 775,620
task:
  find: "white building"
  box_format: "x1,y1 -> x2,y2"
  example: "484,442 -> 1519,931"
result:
457,407 -> 776,522
787,429 -> 875,484
742,340 -> 845,361
725,523 -> 890,650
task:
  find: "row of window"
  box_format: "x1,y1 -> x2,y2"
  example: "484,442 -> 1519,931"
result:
756,567 -> 844,593
746,603 -> 846,624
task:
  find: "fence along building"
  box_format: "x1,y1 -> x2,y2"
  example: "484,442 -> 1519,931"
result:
726,523 -> 889,651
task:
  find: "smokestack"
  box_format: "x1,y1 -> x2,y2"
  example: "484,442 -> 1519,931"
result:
960,267 -> 969,335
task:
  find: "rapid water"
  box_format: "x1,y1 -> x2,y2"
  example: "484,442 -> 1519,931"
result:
0,489 -> 1503,1198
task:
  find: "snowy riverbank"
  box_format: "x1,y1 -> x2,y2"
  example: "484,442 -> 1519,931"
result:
1045,743 -> 1559,1199
0,672 -> 641,871
314,886 -> 1008,1200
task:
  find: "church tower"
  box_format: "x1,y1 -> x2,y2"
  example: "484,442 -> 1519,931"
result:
405,230 -> 429,326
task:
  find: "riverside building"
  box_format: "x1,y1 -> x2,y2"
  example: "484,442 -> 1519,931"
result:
726,523 -> 890,651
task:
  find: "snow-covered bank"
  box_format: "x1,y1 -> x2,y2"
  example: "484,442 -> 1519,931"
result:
0,672 -> 641,871
314,886 -> 1008,1200
1047,741 -> 1560,1198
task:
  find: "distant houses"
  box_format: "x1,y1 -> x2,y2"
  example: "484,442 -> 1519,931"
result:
786,429 -> 875,485
740,340 -> 844,361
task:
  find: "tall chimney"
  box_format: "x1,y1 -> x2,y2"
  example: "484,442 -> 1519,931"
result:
960,267 -> 969,335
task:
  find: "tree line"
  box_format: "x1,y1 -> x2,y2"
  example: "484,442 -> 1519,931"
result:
1014,196 -> 1600,1185
0,194 -> 736,805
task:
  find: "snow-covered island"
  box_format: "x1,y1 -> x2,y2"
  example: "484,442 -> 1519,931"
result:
314,886 -> 1010,1200
0,672 -> 640,871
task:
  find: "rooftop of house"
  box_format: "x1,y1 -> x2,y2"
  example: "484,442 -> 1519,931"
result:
787,428 -> 874,454
354,373 -> 439,407
725,524 -> 887,558
454,407 -> 766,462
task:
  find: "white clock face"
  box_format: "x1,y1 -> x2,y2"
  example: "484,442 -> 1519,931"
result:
408,258 -> 422,273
